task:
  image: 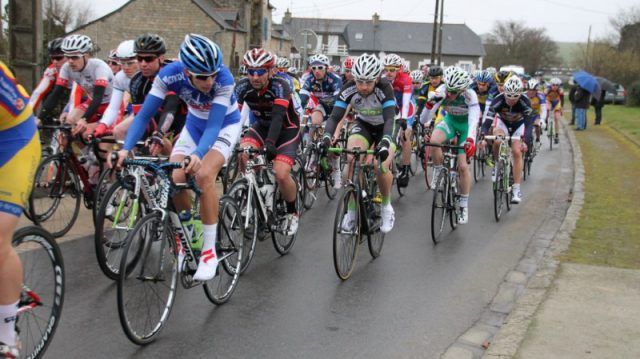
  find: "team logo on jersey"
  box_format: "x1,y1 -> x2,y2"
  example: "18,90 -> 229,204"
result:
14,98 -> 24,111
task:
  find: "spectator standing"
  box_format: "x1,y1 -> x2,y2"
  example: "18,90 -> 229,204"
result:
570,84 -> 591,130
591,89 -> 606,125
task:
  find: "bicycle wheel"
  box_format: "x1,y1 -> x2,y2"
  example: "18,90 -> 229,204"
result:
203,196 -> 244,305
94,178 -> 144,280
430,170 -> 448,244
423,145 -> 434,190
505,163 -> 512,211
333,186 -> 360,280
92,167 -> 113,225
493,161 -> 505,222
271,176 -> 299,255
366,181 -> 385,258
302,146 -> 319,209
226,179 -> 257,274
13,226 -> 65,359
449,181 -> 459,231
408,131 -> 420,176
29,154 -> 81,237
117,212 -> 178,345
548,123 -> 554,151
222,150 -> 240,193
324,165 -> 338,200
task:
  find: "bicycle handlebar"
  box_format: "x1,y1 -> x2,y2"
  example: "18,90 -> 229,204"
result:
483,135 -> 518,141
423,142 -> 466,150
327,147 -> 377,156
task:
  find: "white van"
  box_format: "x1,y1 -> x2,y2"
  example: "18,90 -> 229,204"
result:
499,65 -> 525,75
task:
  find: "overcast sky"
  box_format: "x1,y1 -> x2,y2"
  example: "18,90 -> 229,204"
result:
90,0 -> 637,42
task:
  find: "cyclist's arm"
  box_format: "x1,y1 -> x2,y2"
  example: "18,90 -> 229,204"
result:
325,100 -> 347,137
156,93 -> 180,133
123,94 -> 163,151
400,77 -> 412,119
539,94 -> 548,121
29,68 -> 56,110
466,93 -> 480,141
82,84 -> 107,121
99,87 -> 125,127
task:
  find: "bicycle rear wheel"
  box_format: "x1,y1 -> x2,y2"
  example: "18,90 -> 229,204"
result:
333,186 -> 360,280
13,226 -> 65,359
430,170 -> 448,244
226,179 -> 257,274
493,161 -> 505,222
117,212 -> 177,345
271,176 -> 300,255
204,196 -> 244,304
29,154 -> 81,237
423,145 -> 434,190
366,181 -> 385,258
92,167 -> 113,225
302,146 -> 320,209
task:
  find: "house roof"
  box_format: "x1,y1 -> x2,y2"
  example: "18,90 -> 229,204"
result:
282,16 -> 485,57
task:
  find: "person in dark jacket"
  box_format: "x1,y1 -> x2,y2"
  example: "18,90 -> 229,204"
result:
570,84 -> 591,130
591,89 -> 606,125
568,80 -> 577,125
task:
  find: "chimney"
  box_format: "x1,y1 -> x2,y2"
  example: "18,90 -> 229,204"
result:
372,12 -> 380,27
283,8 -> 292,24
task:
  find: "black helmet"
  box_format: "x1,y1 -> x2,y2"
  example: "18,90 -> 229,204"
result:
428,65 -> 443,77
47,37 -> 64,55
134,33 -> 166,54
494,70 -> 512,85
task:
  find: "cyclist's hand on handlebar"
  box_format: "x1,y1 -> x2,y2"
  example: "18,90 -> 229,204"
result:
72,118 -> 88,136
464,137 -> 475,158
93,123 -> 109,138
264,139 -> 277,162
184,154 -> 201,174
113,149 -> 130,169
148,131 -> 165,156
320,135 -> 332,153
376,137 -> 391,162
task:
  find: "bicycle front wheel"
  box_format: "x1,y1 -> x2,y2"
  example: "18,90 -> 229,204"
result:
13,226 -> 65,359
117,212 -> 178,345
204,196 -> 244,305
366,181 -> 385,258
271,176 -> 300,255
226,179 -> 257,274
430,170 -> 448,244
333,186 -> 360,280
493,161 -> 505,222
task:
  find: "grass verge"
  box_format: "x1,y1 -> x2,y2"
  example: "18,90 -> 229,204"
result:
559,106 -> 640,269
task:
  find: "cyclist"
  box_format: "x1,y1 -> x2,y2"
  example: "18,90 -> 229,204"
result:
29,37 -> 67,112
273,56 -> 304,121
341,56 -> 354,83
235,48 -> 301,235
419,66 -> 479,224
322,53 -> 397,233
545,77 -> 563,144
275,56 -> 300,94
524,79 -> 547,148
415,65 -> 444,124
0,61 -> 41,359
410,69 -> 425,99
117,34 -> 242,281
299,53 -> 343,186
485,76 -> 534,203
38,34 -> 114,139
382,53 -> 415,188
478,70 -> 511,158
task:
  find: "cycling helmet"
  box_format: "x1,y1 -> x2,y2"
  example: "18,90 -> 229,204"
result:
443,66 -> 471,91
473,70 -> 482,80
382,53 -> 403,68
494,70 -> 512,85
428,65 -> 443,77
342,57 -> 354,69
243,48 -> 275,69
550,77 -> 562,86
352,53 -> 383,81
485,66 -> 497,75
276,56 -> 290,69
504,76 -> 523,97
116,40 -> 136,59
287,66 -> 298,75
47,38 -> 64,55
475,70 -> 493,83
62,34 -> 93,54
134,33 -> 166,54
179,34 -> 223,75
410,70 -> 424,83
525,79 -> 539,91
107,49 -> 119,63
309,54 -> 330,67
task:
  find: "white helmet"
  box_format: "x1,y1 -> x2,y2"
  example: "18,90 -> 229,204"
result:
276,56 -> 291,69
485,66 -> 497,75
409,70 -> 424,83
526,79 -> 539,91
309,54 -> 330,67
443,66 -> 471,91
62,34 -> 93,54
352,53 -> 383,81
382,53 -> 403,68
287,66 -> 298,75
116,40 -> 136,59
504,76 -> 524,97
550,77 -> 562,86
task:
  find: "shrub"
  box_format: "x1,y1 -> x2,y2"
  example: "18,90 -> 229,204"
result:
627,80 -> 640,107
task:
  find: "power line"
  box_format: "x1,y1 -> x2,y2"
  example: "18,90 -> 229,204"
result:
539,0 -> 615,16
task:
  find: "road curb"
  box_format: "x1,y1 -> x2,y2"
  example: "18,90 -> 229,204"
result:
441,121 -> 585,359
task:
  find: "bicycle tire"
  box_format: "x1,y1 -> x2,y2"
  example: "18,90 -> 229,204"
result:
302,145 -> 319,209
430,170 -> 448,244
449,179 -> 459,231
29,154 -> 81,238
226,179 -> 257,274
92,167 -> 113,225
117,212 -> 178,345
271,175 -> 299,255
493,161 -> 505,222
333,185 -> 360,280
366,180 -> 385,258
13,226 -> 65,359
423,145 -> 434,190
409,131 -> 420,176
203,196 -> 244,304
222,150 -> 240,194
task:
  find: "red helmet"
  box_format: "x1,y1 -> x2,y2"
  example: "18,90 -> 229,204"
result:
342,57 -> 354,69
243,48 -> 275,69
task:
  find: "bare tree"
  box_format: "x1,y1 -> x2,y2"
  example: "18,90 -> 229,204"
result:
44,0 -> 93,34
609,5 -> 640,42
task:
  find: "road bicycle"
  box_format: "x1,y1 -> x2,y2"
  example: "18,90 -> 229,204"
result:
12,226 -> 65,359
473,132 -> 491,183
419,123 -> 437,190
330,147 -> 385,280
301,123 -> 339,210
116,158 -> 244,345
485,135 -> 514,222
392,119 -> 420,196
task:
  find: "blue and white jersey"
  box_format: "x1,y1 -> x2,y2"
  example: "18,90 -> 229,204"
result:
124,61 -> 240,159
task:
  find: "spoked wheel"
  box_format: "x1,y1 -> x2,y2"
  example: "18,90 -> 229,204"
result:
204,196 -> 244,304
92,167 -> 113,225
366,182 -> 385,258
226,179 -> 257,274
302,146 -> 320,209
430,171 -> 448,244
324,164 -> 339,200
493,161 -> 505,222
333,186 -> 360,280
473,147 -> 485,183
409,131 -> 420,176
117,212 -> 177,345
222,150 -> 241,193
29,154 -> 81,237
13,226 -> 65,359
423,145 -> 434,190
271,176 -> 300,255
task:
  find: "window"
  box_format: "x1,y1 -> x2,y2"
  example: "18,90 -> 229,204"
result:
355,33 -> 363,41
327,35 -> 339,54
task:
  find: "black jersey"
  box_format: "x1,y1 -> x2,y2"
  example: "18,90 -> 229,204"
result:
235,76 -> 300,129
487,93 -> 534,124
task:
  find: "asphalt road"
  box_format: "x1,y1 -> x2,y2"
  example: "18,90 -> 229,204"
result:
43,135 -> 572,359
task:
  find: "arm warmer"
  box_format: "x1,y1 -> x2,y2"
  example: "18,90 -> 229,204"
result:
325,101 -> 348,137
83,85 -> 106,121
38,85 -> 65,120
100,88 -> 124,127
123,94 -> 164,151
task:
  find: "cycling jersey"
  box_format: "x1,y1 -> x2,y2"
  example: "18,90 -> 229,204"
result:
545,86 -> 564,112
299,72 -> 342,110
273,71 -> 304,119
124,61 -> 240,160
99,70 -> 131,127
0,61 -> 40,216
29,64 -> 57,110
421,87 -> 480,149
56,59 -> 113,104
527,92 -> 547,118
486,93 -> 534,139
470,81 -> 497,114
389,71 -> 414,120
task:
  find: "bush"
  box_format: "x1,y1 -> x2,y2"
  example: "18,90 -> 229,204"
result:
627,81 -> 640,107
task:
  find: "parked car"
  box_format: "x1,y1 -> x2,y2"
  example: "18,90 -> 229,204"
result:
604,84 -> 625,104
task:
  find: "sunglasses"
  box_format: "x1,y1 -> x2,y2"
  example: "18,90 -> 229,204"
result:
505,94 -> 520,99
344,69 -> 352,73
64,55 -> 82,60
50,55 -> 64,61
121,59 -> 138,66
246,68 -> 268,76
477,82 -> 488,86
189,71 -> 218,80
136,55 -> 158,63
108,61 -> 120,66
384,67 -> 399,72
355,79 -> 375,85
311,66 -> 326,71
446,89 -> 461,95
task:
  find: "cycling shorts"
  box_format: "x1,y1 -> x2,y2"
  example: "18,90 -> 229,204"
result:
549,100 -> 562,113
349,119 -> 397,152
434,115 -> 469,155
495,118 -> 525,139
172,119 -> 242,162
240,123 -> 300,167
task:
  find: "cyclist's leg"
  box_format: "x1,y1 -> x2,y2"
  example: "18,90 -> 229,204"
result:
401,118 -> 413,166
0,213 -> 21,349
272,127 -> 300,205
510,123 -> 525,186
310,107 -> 325,140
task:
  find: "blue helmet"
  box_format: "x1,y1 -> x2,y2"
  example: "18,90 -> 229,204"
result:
475,70 -> 492,83
179,34 -> 223,75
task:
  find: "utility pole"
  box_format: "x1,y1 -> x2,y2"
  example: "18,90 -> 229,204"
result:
430,0 -> 439,65
586,25 -> 592,70
437,0 -> 444,65
9,0 -> 42,91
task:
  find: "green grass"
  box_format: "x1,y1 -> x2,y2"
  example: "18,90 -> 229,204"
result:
560,106 -> 640,269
